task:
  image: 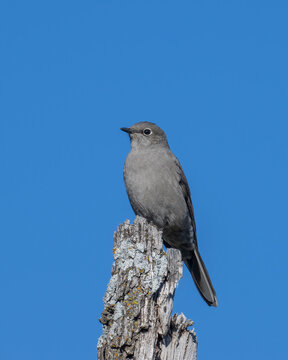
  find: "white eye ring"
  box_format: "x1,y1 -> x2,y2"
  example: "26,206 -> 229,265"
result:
143,128 -> 152,136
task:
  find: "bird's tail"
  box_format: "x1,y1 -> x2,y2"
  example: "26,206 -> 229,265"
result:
184,248 -> 218,307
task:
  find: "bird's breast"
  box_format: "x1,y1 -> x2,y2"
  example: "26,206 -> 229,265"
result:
123,148 -> 188,229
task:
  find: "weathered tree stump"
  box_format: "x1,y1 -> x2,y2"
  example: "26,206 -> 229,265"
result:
97,216 -> 197,360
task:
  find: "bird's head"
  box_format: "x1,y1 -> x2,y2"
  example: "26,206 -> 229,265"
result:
121,122 -> 169,149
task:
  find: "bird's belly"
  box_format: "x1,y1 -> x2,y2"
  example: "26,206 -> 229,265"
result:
124,156 -> 188,229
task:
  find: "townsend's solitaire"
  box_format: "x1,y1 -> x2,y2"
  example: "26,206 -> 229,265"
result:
121,122 -> 218,306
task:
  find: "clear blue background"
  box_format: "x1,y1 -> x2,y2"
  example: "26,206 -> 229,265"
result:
1,1 -> 287,359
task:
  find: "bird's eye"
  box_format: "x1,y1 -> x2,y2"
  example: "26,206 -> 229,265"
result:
143,128 -> 152,136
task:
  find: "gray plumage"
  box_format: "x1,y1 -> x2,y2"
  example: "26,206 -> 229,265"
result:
121,121 -> 218,307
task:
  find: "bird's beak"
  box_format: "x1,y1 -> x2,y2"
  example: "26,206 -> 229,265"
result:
120,127 -> 132,134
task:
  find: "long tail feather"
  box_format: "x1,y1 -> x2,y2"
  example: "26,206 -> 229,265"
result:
184,249 -> 218,307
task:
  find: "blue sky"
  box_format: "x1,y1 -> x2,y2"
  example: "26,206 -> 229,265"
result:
0,0 -> 287,359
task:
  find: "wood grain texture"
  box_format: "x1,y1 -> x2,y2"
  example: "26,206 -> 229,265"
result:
97,216 -> 197,360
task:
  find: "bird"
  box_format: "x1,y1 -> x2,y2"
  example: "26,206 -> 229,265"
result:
121,121 -> 217,307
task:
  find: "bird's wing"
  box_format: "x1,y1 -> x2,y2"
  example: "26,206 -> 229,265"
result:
172,154 -> 198,246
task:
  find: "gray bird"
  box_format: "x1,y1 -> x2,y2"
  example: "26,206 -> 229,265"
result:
121,122 -> 217,307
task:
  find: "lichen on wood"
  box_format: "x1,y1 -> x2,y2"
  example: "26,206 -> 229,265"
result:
97,216 -> 197,360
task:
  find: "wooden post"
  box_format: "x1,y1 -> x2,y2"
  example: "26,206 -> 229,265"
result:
97,216 -> 197,360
